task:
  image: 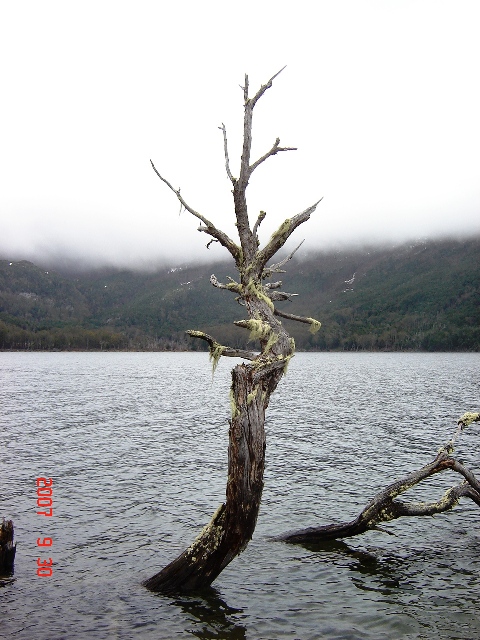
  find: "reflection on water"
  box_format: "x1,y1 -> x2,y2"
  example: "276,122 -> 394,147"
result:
0,352 -> 479,639
0,576 -> 16,589
300,539 -> 413,597
170,588 -> 246,639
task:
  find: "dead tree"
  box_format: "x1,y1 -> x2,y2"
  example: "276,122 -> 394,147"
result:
0,519 -> 16,574
144,69 -> 321,593
278,412 -> 480,544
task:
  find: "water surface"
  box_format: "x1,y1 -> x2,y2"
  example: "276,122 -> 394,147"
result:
0,352 -> 479,639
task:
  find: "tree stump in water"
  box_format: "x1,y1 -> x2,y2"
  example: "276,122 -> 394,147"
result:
0,519 -> 16,573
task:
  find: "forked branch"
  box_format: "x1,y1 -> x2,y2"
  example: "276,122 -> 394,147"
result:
247,66 -> 286,110
235,66 -> 292,259
258,199 -> 323,269
239,70 -> 284,187
249,138 -> 297,175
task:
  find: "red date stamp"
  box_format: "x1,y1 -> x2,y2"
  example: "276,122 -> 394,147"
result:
36,477 -> 53,577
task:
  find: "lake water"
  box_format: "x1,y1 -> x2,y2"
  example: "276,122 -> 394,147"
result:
0,351 -> 479,639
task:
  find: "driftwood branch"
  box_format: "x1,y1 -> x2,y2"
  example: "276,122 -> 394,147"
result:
278,413 -> 480,544
150,160 -> 241,262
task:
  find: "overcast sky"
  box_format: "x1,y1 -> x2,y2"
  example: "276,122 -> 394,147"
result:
1,1 -> 479,270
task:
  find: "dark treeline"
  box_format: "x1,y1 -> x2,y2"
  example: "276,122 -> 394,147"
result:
1,238 -> 479,352
0,322 -> 194,352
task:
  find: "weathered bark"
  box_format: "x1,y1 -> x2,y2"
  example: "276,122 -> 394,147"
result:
144,69 -> 321,593
0,519 -> 16,574
278,412 -> 480,545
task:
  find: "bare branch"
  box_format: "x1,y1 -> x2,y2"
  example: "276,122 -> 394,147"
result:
252,210 -> 266,237
186,330 -> 257,362
249,66 -> 287,110
438,413 -> 480,455
451,458 -> 480,493
267,291 -> 298,302
250,138 -> 297,175
210,274 -> 242,295
218,123 -> 235,184
242,73 -> 249,104
264,281 -> 282,289
273,309 -> 312,324
258,199 -> 322,269
393,482 -> 480,517
0,519 -> 16,573
262,240 -> 305,279
461,484 -> 480,508
274,309 -> 321,333
151,160 -> 241,262
234,68 -> 288,260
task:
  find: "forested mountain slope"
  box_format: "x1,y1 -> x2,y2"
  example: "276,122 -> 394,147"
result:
0,238 -> 478,351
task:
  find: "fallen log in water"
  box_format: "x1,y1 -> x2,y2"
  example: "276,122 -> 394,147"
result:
278,412 -> 480,545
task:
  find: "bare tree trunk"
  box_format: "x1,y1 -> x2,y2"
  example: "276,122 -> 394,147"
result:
144,356 -> 283,592
278,413 -> 480,545
0,519 -> 16,574
144,70 -> 321,593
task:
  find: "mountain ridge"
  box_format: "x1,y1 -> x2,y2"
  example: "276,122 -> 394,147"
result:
1,237 -> 478,351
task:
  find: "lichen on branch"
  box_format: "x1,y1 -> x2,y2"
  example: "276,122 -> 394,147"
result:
307,318 -> 322,334
186,330 -> 257,368
458,412 -> 480,427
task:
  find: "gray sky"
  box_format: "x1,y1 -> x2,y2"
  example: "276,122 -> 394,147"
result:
1,0 -> 479,269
